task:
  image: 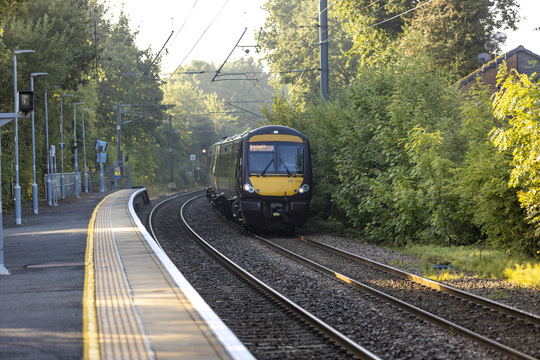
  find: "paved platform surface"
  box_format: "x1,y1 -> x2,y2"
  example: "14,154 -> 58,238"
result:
0,189 -> 253,360
0,191 -> 107,359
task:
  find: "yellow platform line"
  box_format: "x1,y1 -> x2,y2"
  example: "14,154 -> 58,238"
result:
84,194 -> 110,360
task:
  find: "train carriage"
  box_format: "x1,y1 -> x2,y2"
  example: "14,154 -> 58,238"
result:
207,125 -> 312,229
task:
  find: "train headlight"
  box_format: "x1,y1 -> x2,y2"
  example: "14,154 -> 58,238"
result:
298,184 -> 310,194
243,183 -> 255,193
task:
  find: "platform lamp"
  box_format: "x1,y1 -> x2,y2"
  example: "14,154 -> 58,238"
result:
73,102 -> 84,199
13,49 -> 35,225
81,108 -> 93,193
30,72 -> 48,214
60,93 -> 73,199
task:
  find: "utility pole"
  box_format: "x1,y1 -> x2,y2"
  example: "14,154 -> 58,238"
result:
169,114 -> 173,183
319,0 -> 329,102
116,101 -> 122,166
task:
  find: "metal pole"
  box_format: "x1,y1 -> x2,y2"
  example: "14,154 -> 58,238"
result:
319,0 -> 329,102
30,73 -> 48,214
116,101 -> 122,166
60,94 -> 73,199
0,132 -> 5,274
13,54 -> 20,224
82,109 -> 92,193
45,90 -> 52,206
52,148 -> 58,205
100,149 -> 105,192
73,102 -> 84,199
169,114 -> 173,183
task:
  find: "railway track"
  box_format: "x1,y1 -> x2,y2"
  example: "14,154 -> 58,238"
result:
147,192 -> 376,359
145,193 -> 539,359
262,236 -> 540,359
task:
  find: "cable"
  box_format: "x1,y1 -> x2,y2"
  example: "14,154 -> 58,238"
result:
141,30 -> 174,79
323,0 -> 436,44
166,0 -> 199,53
167,0 -> 230,81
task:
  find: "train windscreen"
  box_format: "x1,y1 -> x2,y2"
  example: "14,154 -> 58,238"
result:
249,143 -> 304,176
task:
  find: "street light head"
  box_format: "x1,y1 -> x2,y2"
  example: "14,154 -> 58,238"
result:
75,102 -> 85,106
31,72 -> 48,77
61,94 -> 73,98
18,91 -> 33,114
82,108 -> 93,111
14,49 -> 35,55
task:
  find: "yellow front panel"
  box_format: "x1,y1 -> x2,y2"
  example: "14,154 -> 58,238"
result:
249,176 -> 304,196
249,134 -> 303,143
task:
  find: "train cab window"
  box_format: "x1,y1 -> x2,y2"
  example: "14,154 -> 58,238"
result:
249,143 -> 304,176
278,144 -> 304,174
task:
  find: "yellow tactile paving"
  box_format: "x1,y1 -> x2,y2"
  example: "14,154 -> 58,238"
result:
85,189 -> 242,360
94,192 -> 152,360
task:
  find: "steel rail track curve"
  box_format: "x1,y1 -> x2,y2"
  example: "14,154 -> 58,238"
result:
298,235 -> 540,327
179,195 -> 382,360
249,233 -> 537,360
147,189 -> 205,247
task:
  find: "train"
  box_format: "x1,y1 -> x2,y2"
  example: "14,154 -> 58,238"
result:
206,125 -> 312,229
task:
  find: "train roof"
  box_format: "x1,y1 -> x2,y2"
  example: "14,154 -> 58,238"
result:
246,125 -> 308,140
211,125 -> 308,147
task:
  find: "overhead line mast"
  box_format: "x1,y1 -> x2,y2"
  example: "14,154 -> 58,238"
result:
319,0 -> 329,102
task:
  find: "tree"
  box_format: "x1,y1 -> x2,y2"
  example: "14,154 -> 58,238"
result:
170,58 -> 274,131
403,0 -> 520,76
491,64 -> 540,255
0,0 -> 95,204
91,6 -> 165,186
260,0 -> 357,104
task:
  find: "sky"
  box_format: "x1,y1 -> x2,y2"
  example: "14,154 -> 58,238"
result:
105,0 -> 267,75
105,0 -> 540,75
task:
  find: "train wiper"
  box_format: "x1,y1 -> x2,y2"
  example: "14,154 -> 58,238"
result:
279,158 -> 293,177
261,158 -> 274,177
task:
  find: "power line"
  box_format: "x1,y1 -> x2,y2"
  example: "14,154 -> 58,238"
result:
212,28 -> 248,82
167,0 -> 230,81
322,0 -> 435,44
141,30 -> 174,79
166,0 -> 199,53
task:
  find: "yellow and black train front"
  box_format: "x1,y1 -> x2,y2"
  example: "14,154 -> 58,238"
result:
207,125 -> 312,228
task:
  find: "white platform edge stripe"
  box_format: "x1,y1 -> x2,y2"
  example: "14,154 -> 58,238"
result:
128,189 -> 255,360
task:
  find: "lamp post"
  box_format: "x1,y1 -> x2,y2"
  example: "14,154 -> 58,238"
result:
44,88 -> 53,206
73,102 -> 84,199
60,94 -> 73,199
81,108 -> 92,192
13,49 -> 34,225
30,72 -> 48,214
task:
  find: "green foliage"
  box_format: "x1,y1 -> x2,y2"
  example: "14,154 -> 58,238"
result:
505,263 -> 540,289
403,244 -> 539,283
402,0 -> 520,76
0,0 -> 95,207
260,0 -> 357,104
490,64 -> 540,255
452,82 -> 536,256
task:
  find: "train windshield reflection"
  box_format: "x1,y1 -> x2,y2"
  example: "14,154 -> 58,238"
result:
249,143 -> 304,176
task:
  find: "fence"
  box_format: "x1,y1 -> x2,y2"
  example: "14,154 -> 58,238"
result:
43,164 -> 131,202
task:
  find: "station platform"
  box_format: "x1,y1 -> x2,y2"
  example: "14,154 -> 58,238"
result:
0,189 -> 253,360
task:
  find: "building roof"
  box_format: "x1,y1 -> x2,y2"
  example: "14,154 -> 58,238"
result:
459,45 -> 540,88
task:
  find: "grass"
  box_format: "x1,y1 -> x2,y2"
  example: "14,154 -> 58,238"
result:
400,244 -> 540,289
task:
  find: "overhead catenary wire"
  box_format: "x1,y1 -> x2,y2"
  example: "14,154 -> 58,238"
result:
165,0 -> 199,53
167,0 -> 231,81
322,0 -> 436,44
212,27 -> 248,82
141,30 -> 174,79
